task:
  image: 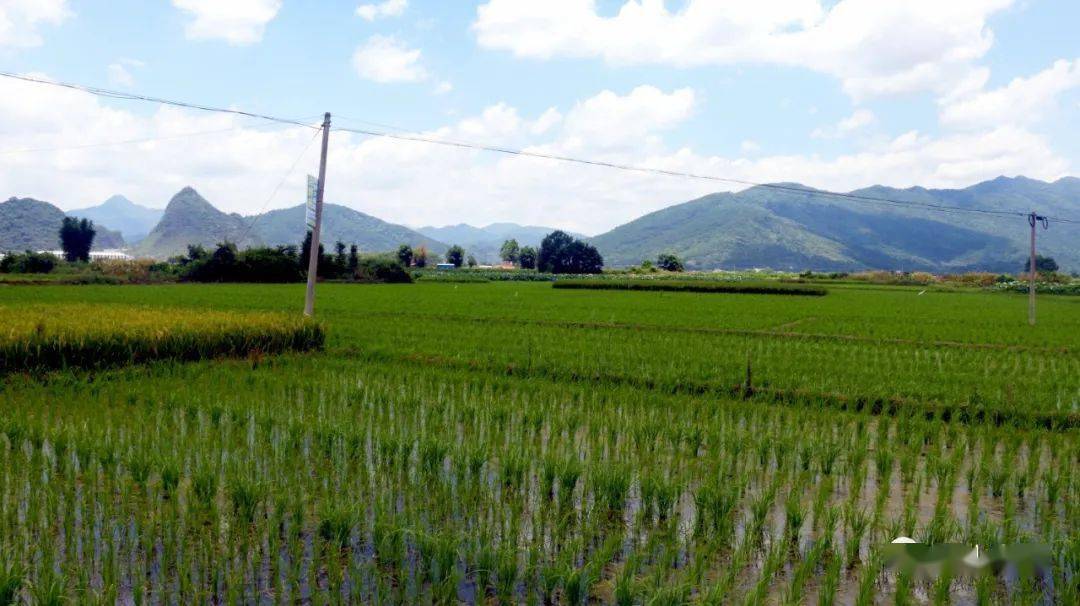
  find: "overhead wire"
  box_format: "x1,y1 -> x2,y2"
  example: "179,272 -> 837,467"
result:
235,126 -> 324,244
333,125 -> 1080,224
3,70 -> 1076,225
0,71 -> 319,130
0,120 -> 298,156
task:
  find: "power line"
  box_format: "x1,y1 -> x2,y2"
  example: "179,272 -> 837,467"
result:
334,125 -> 1080,225
0,120 -> 301,156
0,71 -> 319,130
236,127 -> 324,243
3,70 -> 1076,225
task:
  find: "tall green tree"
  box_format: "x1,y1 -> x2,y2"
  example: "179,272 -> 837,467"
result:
299,231 -> 327,275
396,244 -> 414,267
500,239 -> 521,265
1024,255 -> 1059,274
538,231 -> 603,274
446,245 -> 465,268
518,246 -> 537,270
58,217 -> 95,262
348,244 -> 359,274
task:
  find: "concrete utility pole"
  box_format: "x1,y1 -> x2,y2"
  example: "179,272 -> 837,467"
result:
1027,210 -> 1048,326
304,113 -> 332,317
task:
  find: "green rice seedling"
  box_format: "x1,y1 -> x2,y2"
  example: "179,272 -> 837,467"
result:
228,475 -> 265,524
494,549 -> 519,603
817,551 -> 842,606
592,465 -> 631,514
317,504 -> 356,549
853,552 -> 882,606
28,571 -> 66,606
784,489 -> 805,542
0,559 -> 24,606
844,506 -> 870,568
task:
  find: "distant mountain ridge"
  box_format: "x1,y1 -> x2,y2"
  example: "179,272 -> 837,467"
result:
68,195 -> 163,244
417,223 -> 585,263
6,175 -> 1077,270
134,187 -> 445,259
591,176 -> 1080,272
0,197 -> 125,252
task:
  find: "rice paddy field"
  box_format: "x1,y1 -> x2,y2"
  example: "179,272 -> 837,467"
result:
0,282 -> 1078,604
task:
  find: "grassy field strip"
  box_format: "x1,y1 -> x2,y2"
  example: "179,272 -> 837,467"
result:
0,304 -> 324,375
344,347 -> 1080,429
350,309 -> 1074,355
551,279 -> 828,296
7,283 -> 1079,348
334,312 -> 1078,416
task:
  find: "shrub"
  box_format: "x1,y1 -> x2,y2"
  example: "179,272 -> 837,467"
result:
238,247 -> 304,283
354,255 -> 413,283
552,279 -> 827,296
182,244 -> 302,283
0,251 -> 58,274
656,253 -> 685,272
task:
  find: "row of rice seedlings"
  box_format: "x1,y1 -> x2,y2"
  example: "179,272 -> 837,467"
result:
1,356 -> 1075,603
345,310 -> 1078,421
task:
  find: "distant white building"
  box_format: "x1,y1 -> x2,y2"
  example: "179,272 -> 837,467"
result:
39,249 -> 134,261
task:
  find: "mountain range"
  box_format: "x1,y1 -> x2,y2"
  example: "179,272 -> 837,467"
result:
590,176 -> 1080,272
134,187 -> 445,259
68,195 -> 163,244
2,176 -> 1077,270
0,197 -> 125,252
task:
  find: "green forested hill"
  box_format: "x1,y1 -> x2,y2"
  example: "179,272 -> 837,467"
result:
0,197 -> 125,252
134,188 -> 254,258
592,177 -> 1079,272
253,204 -> 445,254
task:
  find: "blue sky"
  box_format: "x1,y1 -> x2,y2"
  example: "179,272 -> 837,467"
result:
1,0 -> 1077,234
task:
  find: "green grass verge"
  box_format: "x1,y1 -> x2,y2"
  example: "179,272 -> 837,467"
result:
552,278 -> 827,296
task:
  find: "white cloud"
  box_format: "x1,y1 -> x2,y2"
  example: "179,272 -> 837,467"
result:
1,76 -> 1069,237
474,0 -> 1014,100
106,59 -> 145,88
352,35 -> 428,83
559,85 -> 695,151
940,58 -> 1080,129
172,0 -> 282,45
433,80 -> 453,95
0,0 -> 71,47
106,64 -> 135,88
811,108 -> 876,138
356,0 -> 407,21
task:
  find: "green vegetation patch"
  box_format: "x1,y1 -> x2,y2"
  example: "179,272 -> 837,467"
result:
415,273 -> 491,283
553,278 -> 827,296
0,304 -> 324,375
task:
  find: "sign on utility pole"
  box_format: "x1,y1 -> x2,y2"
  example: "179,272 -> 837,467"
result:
305,175 -> 318,229
1027,210 -> 1048,326
304,113 -> 332,317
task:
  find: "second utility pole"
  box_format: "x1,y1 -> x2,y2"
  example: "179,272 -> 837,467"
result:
1027,210 -> 1048,326
304,112 -> 332,317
